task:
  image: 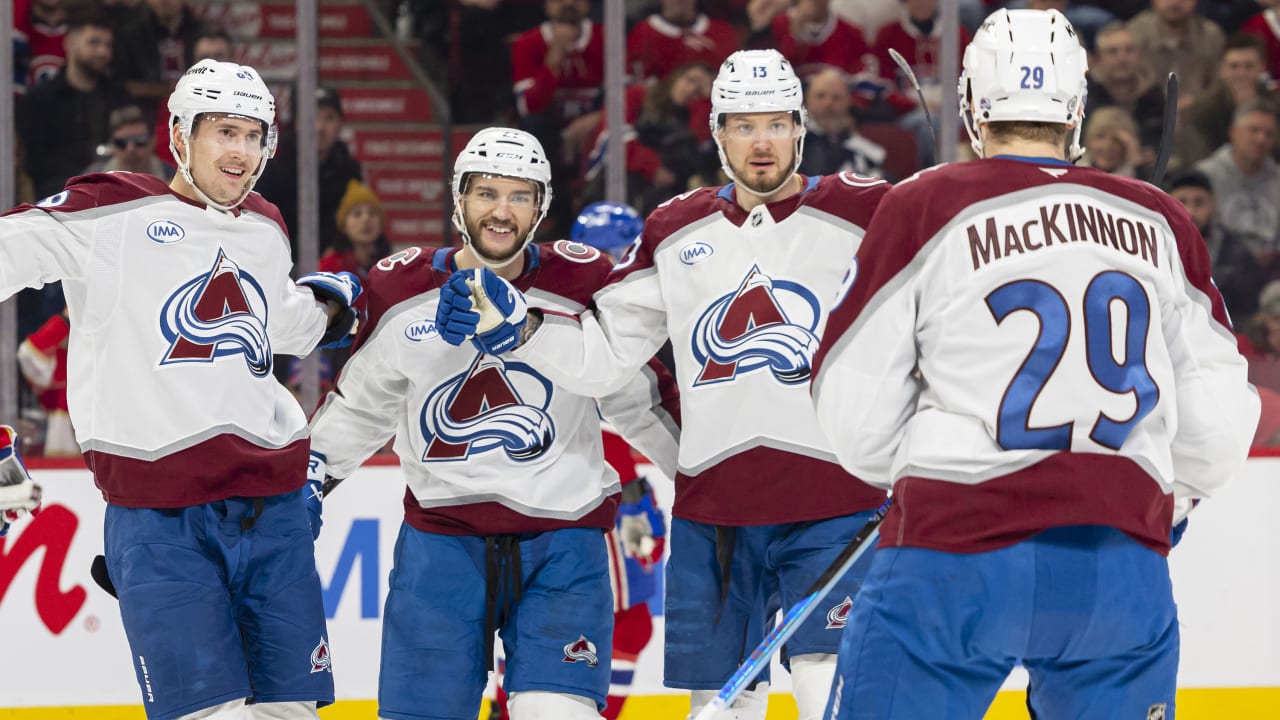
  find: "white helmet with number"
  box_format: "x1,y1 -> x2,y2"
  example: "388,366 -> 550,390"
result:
167,59 -> 278,211
709,49 -> 808,197
960,8 -> 1089,160
451,127 -> 553,269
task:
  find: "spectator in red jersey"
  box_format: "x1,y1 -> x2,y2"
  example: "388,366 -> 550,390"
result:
871,0 -> 972,166
17,308 -> 77,457
511,0 -> 605,236
582,62 -> 717,214
112,0 -> 211,117
1239,0 -> 1280,77
747,0 -> 873,79
13,0 -> 68,92
627,0 -> 739,83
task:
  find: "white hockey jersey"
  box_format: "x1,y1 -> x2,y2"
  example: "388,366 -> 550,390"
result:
813,158 -> 1260,554
0,172 -> 329,507
309,243 -> 681,536
512,174 -> 890,525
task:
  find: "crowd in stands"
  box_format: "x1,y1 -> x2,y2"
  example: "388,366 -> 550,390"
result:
11,0 -> 1280,451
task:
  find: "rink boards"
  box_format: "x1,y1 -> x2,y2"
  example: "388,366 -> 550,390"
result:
1,456 -> 1277,719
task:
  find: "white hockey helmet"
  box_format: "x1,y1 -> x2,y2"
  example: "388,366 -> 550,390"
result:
451,127 -> 553,269
167,59 -> 278,211
709,49 -> 808,197
960,8 -> 1089,160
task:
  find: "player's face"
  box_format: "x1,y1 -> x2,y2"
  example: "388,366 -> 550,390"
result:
460,175 -> 541,265
179,114 -> 266,207
718,112 -> 800,195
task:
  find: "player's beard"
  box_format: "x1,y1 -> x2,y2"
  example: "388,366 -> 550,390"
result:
464,214 -> 530,266
733,146 -> 795,196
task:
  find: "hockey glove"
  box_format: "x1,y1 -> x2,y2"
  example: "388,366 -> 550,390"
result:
435,272 -> 481,346
298,271 -> 363,348
0,425 -> 41,537
463,268 -> 528,355
304,451 -> 327,540
618,477 -> 666,569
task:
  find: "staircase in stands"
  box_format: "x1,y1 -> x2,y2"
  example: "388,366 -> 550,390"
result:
194,0 -> 472,252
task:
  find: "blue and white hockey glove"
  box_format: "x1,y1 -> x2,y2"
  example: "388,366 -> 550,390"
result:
297,271 -> 363,348
435,272 -> 481,346
618,477 -> 666,570
304,451 -> 326,541
463,268 -> 528,355
0,425 -> 41,537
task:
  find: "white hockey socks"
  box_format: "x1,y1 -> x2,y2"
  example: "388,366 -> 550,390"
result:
688,682 -> 769,720
790,653 -> 838,720
506,690 -> 600,719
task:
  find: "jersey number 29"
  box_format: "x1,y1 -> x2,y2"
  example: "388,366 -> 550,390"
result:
986,271 -> 1159,452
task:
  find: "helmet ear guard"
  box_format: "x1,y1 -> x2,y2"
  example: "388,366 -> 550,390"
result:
959,8 -> 1088,160
709,49 -> 808,197
449,127 -> 553,270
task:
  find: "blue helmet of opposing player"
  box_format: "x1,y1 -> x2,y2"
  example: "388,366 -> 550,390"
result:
571,202 -> 643,262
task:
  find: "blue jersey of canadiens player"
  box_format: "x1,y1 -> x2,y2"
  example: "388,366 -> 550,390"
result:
511,172 -> 889,526
0,172 -> 328,506
310,242 -> 680,535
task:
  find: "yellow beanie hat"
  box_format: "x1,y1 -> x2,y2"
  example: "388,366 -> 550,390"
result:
335,179 -> 384,230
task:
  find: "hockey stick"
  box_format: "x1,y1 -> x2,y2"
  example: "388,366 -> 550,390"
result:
887,49 -> 938,160
1151,72 -> 1178,186
691,496 -> 893,720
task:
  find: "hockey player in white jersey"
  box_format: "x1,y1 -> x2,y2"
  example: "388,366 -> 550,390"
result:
0,60 -> 363,720
811,9 -> 1260,719
307,127 -> 680,720
437,50 -> 891,719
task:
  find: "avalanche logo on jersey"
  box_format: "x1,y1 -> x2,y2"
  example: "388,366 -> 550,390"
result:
420,354 -> 555,463
159,249 -> 271,377
691,265 -> 821,386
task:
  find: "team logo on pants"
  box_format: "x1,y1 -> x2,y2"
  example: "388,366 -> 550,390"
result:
691,265 -> 821,387
310,637 -> 332,673
1146,704 -> 1167,720
563,635 -> 599,667
826,596 -> 853,629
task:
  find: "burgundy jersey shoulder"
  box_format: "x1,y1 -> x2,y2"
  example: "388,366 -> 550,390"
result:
240,190 -> 290,240
803,172 -> 891,230
528,240 -> 615,307
351,245 -> 446,352
3,171 -> 174,218
608,186 -> 722,284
